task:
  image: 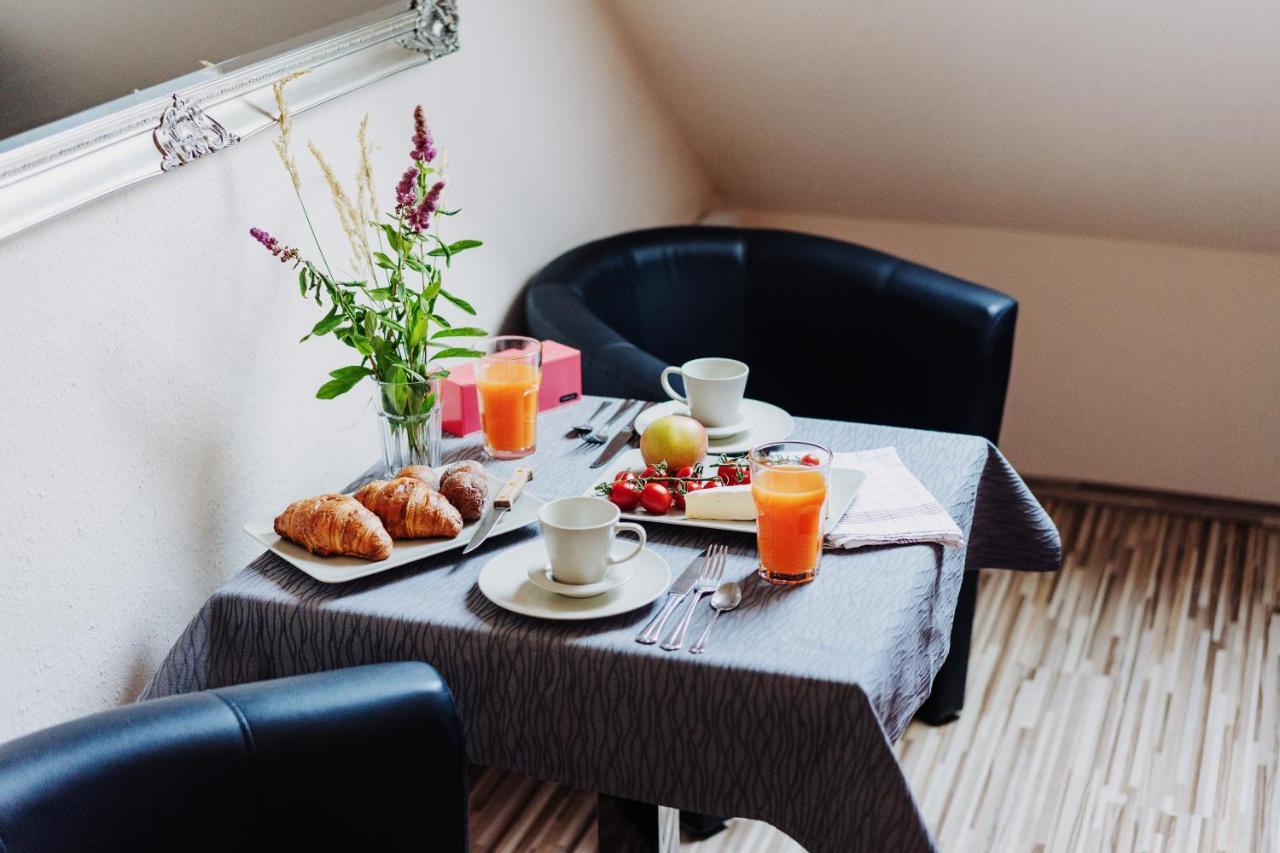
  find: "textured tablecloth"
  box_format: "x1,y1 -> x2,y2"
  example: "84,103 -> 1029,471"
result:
141,397 -> 1060,852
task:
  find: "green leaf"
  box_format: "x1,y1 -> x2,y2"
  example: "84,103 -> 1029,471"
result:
373,252 -> 397,270
431,326 -> 486,339
409,313 -> 429,349
298,268 -> 308,296
378,314 -> 407,334
429,347 -> 485,361
328,365 -> 373,382
436,207 -> 461,216
426,238 -> 482,258
428,313 -> 451,328
438,289 -> 476,315
353,336 -> 373,356
403,255 -> 428,273
315,368 -> 369,399
366,287 -> 394,301
378,223 -> 404,255
311,310 -> 343,336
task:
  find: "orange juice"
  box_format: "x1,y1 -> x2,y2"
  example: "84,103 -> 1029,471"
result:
477,359 -> 540,456
752,465 -> 827,582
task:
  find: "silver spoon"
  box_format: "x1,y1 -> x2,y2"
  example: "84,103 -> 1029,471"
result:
565,400 -> 610,438
689,582 -> 741,654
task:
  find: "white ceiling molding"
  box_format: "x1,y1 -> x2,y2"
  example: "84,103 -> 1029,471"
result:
0,0 -> 459,243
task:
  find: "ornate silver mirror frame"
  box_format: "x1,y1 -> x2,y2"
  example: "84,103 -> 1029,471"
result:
0,0 -> 458,243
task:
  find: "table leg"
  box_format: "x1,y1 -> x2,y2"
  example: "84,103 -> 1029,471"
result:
596,795 -> 682,852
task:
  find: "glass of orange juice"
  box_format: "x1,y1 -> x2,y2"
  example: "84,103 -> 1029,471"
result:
750,441 -> 831,585
476,336 -> 542,459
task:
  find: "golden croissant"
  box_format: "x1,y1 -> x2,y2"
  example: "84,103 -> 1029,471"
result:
274,494 -> 393,561
354,477 -> 464,539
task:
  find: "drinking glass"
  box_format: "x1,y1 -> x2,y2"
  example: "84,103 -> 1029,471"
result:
476,336 -> 542,459
750,441 -> 832,585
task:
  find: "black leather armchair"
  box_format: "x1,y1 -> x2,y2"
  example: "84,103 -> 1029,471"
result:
525,226 -> 1018,724
0,662 -> 467,852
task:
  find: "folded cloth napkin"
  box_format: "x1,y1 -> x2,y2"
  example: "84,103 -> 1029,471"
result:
825,447 -> 965,549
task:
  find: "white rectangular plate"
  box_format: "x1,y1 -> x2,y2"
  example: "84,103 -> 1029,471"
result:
244,472 -> 545,584
584,449 -> 864,535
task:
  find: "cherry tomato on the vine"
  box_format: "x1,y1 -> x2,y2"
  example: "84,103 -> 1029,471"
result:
639,482 -> 673,514
717,463 -> 750,485
613,469 -> 638,482
608,480 -> 641,511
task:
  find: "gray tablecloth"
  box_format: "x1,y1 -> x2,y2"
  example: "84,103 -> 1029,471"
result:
142,397 -> 1060,852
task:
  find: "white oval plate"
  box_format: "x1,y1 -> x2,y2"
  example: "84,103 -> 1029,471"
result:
478,538 -> 670,620
634,398 -> 795,452
243,471 -> 543,584
586,448 -> 865,536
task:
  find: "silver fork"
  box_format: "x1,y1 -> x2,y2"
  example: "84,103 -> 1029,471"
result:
565,400 -> 610,438
582,399 -> 637,444
660,545 -> 727,650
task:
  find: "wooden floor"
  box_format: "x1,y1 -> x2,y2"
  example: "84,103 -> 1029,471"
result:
469,488 -> 1280,852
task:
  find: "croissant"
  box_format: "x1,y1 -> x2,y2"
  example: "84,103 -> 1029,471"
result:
395,465 -> 441,491
354,477 -> 464,539
274,494 -> 393,561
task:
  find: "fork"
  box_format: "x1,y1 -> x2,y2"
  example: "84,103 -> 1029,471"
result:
565,400 -> 610,438
582,399 -> 637,444
660,544 -> 727,650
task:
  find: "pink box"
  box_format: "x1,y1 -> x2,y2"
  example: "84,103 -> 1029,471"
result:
442,340 -> 582,437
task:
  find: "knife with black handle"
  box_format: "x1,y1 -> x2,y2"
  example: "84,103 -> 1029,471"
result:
590,401 -> 657,469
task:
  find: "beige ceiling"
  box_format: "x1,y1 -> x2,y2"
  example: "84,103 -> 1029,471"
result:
609,0 -> 1280,252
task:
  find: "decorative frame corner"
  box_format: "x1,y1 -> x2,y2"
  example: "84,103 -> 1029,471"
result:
400,0 -> 460,59
153,94 -> 240,171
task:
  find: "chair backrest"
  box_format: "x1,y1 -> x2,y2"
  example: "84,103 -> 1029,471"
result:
0,662 -> 467,853
526,226 -> 1017,442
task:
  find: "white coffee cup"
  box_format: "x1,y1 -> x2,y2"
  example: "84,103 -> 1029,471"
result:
536,497 -> 646,585
659,357 -> 749,427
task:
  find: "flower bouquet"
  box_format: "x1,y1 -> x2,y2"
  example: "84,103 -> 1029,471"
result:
251,75 -> 485,470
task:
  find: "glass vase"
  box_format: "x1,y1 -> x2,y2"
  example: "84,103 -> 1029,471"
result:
375,377 -> 442,475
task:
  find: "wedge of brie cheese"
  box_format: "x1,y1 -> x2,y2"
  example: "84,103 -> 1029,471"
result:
683,484 -> 756,521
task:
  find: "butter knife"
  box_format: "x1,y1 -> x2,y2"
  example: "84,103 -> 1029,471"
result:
461,467 -> 533,555
590,401 -> 657,469
635,549 -> 706,644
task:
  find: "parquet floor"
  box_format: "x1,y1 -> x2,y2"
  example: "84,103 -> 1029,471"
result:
469,489 -> 1280,852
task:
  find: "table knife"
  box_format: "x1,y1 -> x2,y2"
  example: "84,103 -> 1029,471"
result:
635,549 -> 706,644
462,467 -> 533,555
590,401 -> 657,469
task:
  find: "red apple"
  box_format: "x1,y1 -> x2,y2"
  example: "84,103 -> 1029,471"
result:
640,414 -> 707,470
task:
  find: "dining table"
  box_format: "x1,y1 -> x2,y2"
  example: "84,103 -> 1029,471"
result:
140,395 -> 1061,852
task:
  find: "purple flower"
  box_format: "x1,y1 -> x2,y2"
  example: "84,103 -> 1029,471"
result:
249,227 -> 300,263
407,180 -> 445,233
410,106 -> 437,163
394,167 -> 418,214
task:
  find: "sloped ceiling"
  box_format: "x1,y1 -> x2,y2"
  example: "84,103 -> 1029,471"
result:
609,0 -> 1280,252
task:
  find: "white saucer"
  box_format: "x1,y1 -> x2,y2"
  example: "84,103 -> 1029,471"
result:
635,398 -> 795,452
526,561 -> 634,598
477,539 -> 670,620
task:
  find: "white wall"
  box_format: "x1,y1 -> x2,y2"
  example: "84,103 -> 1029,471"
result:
709,208 -> 1280,505
611,0 -> 1280,253
0,0 -> 710,741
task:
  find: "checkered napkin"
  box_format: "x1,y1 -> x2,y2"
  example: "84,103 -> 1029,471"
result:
824,447 -> 965,549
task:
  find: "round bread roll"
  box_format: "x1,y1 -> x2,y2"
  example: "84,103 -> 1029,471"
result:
395,465 -> 441,491
440,471 -> 488,521
440,460 -> 486,488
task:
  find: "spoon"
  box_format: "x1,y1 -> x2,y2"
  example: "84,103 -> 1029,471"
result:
689,582 -> 741,655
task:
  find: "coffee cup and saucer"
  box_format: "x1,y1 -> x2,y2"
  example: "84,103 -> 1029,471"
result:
637,356 -> 796,452
476,497 -> 671,620
526,498 -> 646,598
